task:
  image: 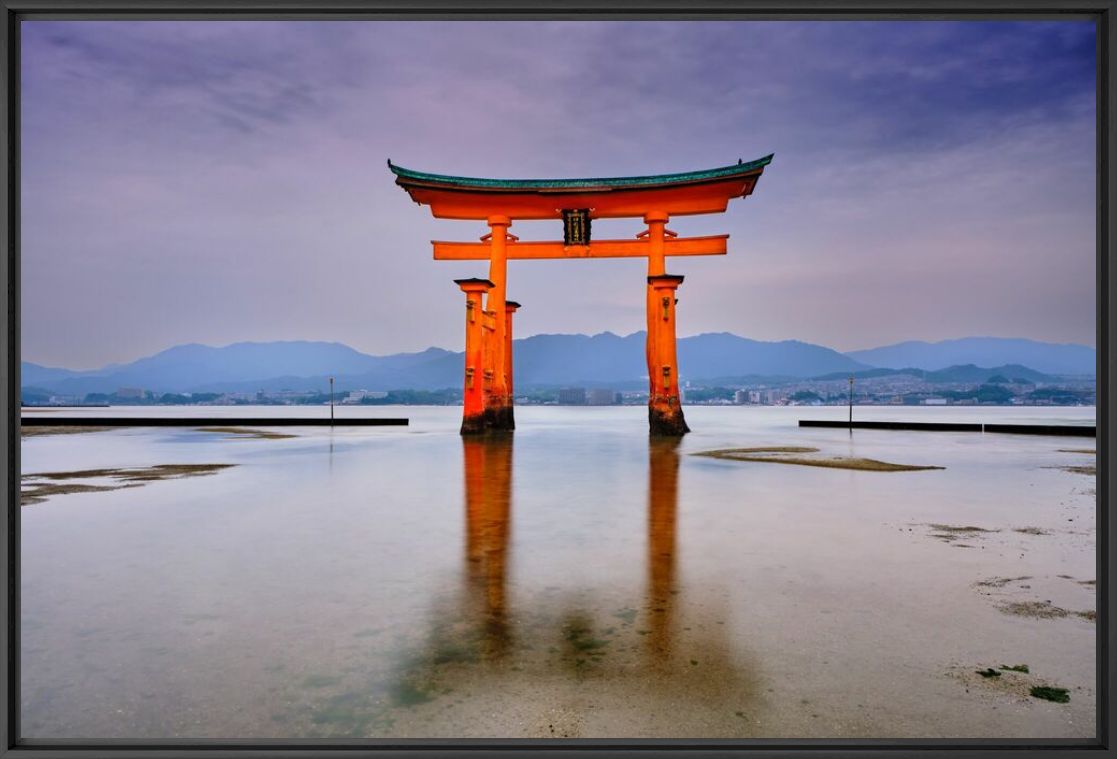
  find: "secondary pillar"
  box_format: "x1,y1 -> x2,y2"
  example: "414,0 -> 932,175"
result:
504,301 -> 520,428
647,274 -> 689,436
456,278 -> 494,435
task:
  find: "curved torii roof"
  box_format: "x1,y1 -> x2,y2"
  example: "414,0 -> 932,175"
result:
388,155 -> 773,221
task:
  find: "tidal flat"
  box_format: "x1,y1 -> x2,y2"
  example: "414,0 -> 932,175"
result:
19,405 -> 1096,740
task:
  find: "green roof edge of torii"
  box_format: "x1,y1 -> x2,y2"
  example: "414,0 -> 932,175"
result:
387,154 -> 773,191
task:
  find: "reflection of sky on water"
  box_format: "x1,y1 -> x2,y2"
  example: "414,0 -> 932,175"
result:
19,406 -> 1095,740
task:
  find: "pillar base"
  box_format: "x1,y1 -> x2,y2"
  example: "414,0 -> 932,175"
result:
460,405 -> 516,435
649,403 -> 689,436
488,404 -> 515,432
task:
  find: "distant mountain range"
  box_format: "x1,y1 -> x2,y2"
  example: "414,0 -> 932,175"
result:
846,337 -> 1095,376
21,333 -> 1095,396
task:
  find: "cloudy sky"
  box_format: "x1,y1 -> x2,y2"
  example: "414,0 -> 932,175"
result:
21,20 -> 1096,369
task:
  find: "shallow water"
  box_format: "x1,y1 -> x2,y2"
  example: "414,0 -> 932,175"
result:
19,406 -> 1097,740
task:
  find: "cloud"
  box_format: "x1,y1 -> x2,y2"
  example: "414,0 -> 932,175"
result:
20,19 -> 1096,367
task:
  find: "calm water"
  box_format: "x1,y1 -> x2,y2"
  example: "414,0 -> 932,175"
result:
20,406 -> 1097,740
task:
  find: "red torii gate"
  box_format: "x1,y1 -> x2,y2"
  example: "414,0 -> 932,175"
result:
389,155 -> 772,435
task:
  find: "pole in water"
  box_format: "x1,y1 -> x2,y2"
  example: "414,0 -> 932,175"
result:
329,376 -> 335,426
848,375 -> 854,433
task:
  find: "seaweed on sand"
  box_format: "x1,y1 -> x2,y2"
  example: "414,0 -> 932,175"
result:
694,448 -> 943,472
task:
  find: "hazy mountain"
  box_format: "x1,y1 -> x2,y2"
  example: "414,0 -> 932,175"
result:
812,364 -> 1056,384
20,332 -> 865,394
845,337 -> 1095,376
152,332 -> 865,391
22,334 -> 1091,397
21,362 -> 86,386
22,342 -> 454,396
679,332 -> 867,379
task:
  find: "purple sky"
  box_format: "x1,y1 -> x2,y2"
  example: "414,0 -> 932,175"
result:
21,20 -> 1096,369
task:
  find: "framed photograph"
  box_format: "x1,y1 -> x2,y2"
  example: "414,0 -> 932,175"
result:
2,1 -> 1112,757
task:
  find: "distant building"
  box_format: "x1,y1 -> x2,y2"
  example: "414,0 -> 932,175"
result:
115,387 -> 145,399
734,390 -> 748,405
558,387 -> 587,405
343,390 -> 388,404
922,397 -> 948,406
586,388 -> 615,405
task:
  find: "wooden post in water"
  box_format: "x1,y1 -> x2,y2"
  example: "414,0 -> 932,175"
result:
848,375 -> 854,433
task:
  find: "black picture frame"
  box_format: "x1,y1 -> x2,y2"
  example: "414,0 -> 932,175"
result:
1,1 -> 1112,757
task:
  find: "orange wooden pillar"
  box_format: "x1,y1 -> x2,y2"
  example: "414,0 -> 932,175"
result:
643,212 -> 667,399
647,274 -> 689,435
484,215 -> 515,431
504,301 -> 520,421
456,278 -> 494,435
644,210 -> 688,436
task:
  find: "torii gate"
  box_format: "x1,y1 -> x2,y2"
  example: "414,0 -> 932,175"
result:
388,155 -> 772,435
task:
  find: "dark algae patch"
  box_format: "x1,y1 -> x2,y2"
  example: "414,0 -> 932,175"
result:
997,600 -> 1070,619
1030,686 -> 1070,703
953,663 -> 1073,707
197,426 -> 296,440
975,575 -> 1031,588
613,608 -> 637,625
21,425 -> 113,438
29,464 -> 235,481
706,446 -> 819,454
1052,465 -> 1096,476
928,524 -> 998,543
21,463 -> 235,505
391,678 -> 436,707
19,481 -> 126,505
431,641 -> 480,665
695,447 -> 943,472
563,616 -> 609,655
929,524 -> 996,534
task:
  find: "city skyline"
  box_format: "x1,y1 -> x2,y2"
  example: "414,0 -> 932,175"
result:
21,20 -> 1097,368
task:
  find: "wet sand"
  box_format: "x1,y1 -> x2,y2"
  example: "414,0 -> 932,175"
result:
694,446 -> 945,472
18,406 -> 1096,740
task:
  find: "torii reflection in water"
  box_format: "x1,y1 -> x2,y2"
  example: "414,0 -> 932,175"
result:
457,435 -> 681,662
381,436 -> 758,735
461,434 -> 514,658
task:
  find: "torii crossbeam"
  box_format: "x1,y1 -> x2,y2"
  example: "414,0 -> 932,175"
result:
389,155 -> 773,435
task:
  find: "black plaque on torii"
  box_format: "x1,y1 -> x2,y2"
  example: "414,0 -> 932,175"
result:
562,208 -> 592,245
